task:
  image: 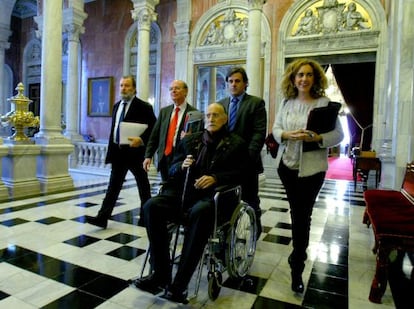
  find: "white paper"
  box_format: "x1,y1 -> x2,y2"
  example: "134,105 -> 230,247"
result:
119,122 -> 148,145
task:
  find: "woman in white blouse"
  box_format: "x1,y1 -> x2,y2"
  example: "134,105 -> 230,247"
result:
272,58 -> 344,293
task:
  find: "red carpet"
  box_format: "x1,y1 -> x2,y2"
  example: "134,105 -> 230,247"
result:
326,156 -> 353,181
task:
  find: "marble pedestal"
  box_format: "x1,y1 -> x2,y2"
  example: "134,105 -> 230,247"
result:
2,144 -> 41,199
0,145 -> 9,201
37,144 -> 75,194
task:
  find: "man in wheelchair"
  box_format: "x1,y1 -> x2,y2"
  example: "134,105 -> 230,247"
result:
134,103 -> 249,304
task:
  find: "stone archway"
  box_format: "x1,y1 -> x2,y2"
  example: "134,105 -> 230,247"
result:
188,2 -> 271,112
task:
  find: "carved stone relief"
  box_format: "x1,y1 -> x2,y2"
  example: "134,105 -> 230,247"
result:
200,9 -> 249,47
292,0 -> 371,37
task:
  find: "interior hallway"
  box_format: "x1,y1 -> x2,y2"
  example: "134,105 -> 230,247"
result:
0,168 -> 411,308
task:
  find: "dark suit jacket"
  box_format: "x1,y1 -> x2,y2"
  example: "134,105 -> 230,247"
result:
106,96 -> 156,164
161,130 -> 249,207
145,103 -> 198,170
219,93 -> 267,173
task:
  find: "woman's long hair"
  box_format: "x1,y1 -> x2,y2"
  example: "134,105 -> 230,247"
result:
281,58 -> 328,99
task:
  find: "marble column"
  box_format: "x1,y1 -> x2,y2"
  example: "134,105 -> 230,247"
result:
0,0 -> 14,115
174,0 -> 191,82
131,0 -> 159,101
246,0 -> 267,186
0,37 -> 11,115
34,0 -> 66,142
246,0 -> 266,97
63,5 -> 87,142
33,0 -> 74,194
381,0 -> 414,189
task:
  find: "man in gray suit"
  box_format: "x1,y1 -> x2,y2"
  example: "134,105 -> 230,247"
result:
143,80 -> 199,182
219,67 -> 267,238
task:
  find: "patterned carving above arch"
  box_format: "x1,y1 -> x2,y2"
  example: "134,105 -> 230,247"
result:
191,4 -> 273,62
280,0 -> 384,62
290,0 -> 373,37
198,8 -> 249,47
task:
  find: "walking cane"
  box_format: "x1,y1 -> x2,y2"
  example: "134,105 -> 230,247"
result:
171,154 -> 193,266
181,155 -> 193,208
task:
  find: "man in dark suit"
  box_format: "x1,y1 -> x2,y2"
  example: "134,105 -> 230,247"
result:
218,67 -> 267,237
135,103 -> 249,304
143,80 -> 199,181
86,75 -> 156,228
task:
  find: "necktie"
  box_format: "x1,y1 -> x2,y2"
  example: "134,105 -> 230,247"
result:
228,97 -> 239,131
115,101 -> 127,144
164,107 -> 180,156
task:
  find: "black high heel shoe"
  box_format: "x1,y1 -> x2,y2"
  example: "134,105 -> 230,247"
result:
291,272 -> 304,293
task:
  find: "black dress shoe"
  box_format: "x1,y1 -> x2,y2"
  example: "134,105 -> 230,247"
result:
133,274 -> 166,295
85,215 -> 108,229
291,273 -> 304,293
160,288 -> 188,304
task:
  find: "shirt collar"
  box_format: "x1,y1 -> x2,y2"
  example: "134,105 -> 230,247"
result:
231,93 -> 245,102
173,101 -> 187,111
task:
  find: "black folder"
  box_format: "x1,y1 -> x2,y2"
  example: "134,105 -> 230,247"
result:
303,101 -> 341,152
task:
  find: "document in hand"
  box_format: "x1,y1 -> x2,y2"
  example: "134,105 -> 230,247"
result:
303,101 -> 341,152
184,110 -> 204,133
119,122 -> 148,145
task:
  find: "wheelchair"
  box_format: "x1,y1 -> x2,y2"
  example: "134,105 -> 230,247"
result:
137,185 -> 258,302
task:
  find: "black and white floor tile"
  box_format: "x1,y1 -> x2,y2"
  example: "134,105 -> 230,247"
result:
0,169 -> 412,308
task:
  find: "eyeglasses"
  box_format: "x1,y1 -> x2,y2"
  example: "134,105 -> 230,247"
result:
169,87 -> 184,91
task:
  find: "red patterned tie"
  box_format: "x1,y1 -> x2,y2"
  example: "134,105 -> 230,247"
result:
164,107 -> 180,156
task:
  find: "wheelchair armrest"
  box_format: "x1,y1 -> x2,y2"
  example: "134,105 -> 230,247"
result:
214,185 -> 242,205
214,184 -> 241,193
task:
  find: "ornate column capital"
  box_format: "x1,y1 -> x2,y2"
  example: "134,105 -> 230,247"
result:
248,0 -> 267,10
132,7 -> 158,31
174,33 -> 190,51
131,0 -> 160,31
63,24 -> 85,42
174,20 -> 190,50
63,6 -> 87,42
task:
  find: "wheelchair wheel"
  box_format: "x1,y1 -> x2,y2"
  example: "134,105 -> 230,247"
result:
225,203 -> 257,278
207,271 -> 222,301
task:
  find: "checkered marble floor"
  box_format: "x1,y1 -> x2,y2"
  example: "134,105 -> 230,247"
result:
0,169 -> 411,308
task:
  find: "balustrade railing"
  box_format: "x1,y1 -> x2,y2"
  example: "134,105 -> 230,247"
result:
71,141 -> 111,174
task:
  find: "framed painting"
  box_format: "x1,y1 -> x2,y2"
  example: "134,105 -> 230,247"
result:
88,76 -> 114,117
